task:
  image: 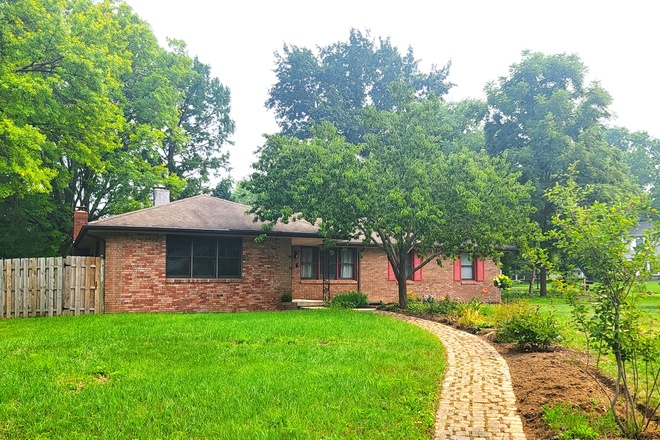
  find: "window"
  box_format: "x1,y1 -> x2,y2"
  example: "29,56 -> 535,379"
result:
453,252 -> 485,282
388,251 -> 422,281
300,247 -> 356,280
461,253 -> 475,280
166,235 -> 242,278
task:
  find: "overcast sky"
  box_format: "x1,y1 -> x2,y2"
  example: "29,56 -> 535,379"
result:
126,0 -> 660,182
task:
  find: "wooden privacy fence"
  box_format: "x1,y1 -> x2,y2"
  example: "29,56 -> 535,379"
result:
0,256 -> 104,319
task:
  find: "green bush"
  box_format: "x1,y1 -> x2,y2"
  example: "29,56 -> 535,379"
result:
457,308 -> 494,332
490,301 -> 530,328
329,291 -> 369,309
495,308 -> 562,350
280,293 -> 292,302
493,274 -> 514,291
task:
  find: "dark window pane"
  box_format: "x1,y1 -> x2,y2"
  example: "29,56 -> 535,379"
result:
218,258 -> 241,277
167,236 -> 191,277
217,237 -> 242,278
193,237 -> 216,257
321,250 -> 337,280
167,256 -> 191,277
167,236 -> 191,257
193,258 -> 216,278
405,251 -> 413,280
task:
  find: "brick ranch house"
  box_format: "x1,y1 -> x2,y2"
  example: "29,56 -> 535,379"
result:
73,193 -> 503,313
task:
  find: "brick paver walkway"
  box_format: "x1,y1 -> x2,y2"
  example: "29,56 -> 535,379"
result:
379,312 -> 526,440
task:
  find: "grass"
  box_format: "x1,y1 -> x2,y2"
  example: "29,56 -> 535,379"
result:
0,310 -> 445,439
542,404 -> 618,440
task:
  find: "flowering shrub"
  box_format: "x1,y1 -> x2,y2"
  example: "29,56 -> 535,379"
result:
493,274 -> 514,291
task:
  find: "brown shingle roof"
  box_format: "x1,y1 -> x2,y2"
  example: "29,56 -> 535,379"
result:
84,195 -> 320,236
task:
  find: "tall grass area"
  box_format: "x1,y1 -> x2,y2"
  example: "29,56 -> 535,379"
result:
0,310 -> 445,439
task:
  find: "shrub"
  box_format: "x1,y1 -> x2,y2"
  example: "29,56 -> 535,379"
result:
490,301 -> 530,328
495,308 -> 562,350
457,308 -> 494,332
280,293 -> 292,302
493,274 -> 514,291
329,291 -> 368,309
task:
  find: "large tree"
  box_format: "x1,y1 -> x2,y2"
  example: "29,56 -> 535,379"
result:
249,87 -> 535,308
0,0 -> 234,256
485,51 -> 635,295
266,29 -> 453,144
606,127 -> 660,210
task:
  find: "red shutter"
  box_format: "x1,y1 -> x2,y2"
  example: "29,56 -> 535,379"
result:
453,258 -> 461,281
413,251 -> 422,281
387,260 -> 396,281
476,259 -> 485,282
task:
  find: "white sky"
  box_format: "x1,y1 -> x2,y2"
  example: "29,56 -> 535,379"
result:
126,0 -> 660,182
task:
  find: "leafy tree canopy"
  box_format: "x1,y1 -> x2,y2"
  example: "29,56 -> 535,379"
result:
0,0 -> 234,256
266,29 -> 453,144
485,51 -> 636,294
606,127 -> 660,210
249,86 -> 535,308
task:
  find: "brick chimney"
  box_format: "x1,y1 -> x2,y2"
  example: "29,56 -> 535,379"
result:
73,207 -> 88,242
153,187 -> 170,206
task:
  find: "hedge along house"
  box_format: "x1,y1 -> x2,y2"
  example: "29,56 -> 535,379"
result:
73,191 -> 502,313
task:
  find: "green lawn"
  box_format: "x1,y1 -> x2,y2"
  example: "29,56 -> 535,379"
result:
0,310 -> 445,439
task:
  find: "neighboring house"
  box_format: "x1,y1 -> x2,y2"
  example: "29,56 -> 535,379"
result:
73,191 -> 502,313
628,221 -> 660,277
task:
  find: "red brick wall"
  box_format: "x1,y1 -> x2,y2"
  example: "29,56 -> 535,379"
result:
291,246 -> 501,303
104,233 -> 291,313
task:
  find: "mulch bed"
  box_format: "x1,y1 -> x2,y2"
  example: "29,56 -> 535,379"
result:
393,311 -> 660,440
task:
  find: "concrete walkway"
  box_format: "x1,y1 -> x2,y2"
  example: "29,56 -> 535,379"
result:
378,312 -> 526,440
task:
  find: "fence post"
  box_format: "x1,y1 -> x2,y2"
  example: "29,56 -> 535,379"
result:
6,260 -> 11,319
29,258 -> 37,317
0,260 -> 4,319
99,258 -> 105,314
56,257 -> 63,316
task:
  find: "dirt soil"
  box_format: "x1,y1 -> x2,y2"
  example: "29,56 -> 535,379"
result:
492,341 -> 612,439
398,312 -> 660,440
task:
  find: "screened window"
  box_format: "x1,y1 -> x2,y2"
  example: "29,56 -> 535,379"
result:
300,247 -> 356,280
166,235 -> 242,278
461,253 -> 475,280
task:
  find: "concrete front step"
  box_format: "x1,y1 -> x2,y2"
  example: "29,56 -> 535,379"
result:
291,299 -> 325,308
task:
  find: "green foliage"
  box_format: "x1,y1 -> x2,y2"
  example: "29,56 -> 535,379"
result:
230,178 -> 257,206
490,301 -> 531,328
543,404 -> 619,440
545,176 -> 660,437
486,51 -> 636,295
495,309 -> 563,350
493,274 -> 514,291
266,29 -> 453,144
250,87 -> 535,308
0,0 -> 233,255
457,308 -> 494,332
280,293 -> 292,302
606,127 -> 660,210
0,311 -> 445,439
328,291 -> 369,309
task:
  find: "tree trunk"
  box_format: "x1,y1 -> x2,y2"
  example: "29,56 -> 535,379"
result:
539,266 -> 548,297
397,276 -> 408,309
528,267 -> 536,296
